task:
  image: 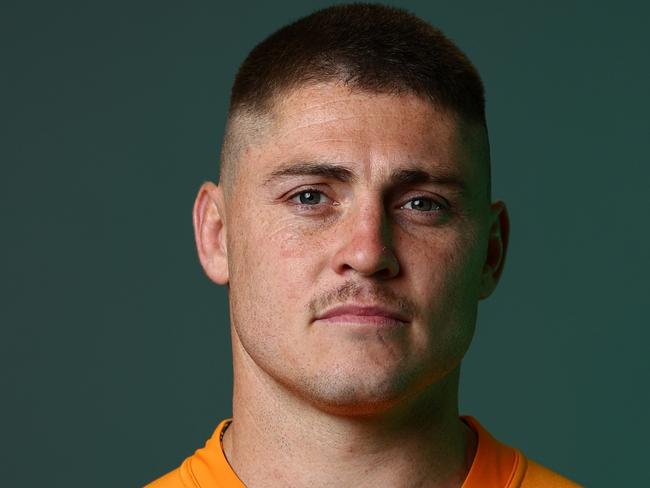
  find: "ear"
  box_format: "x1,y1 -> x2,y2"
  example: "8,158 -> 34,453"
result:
192,181 -> 229,285
478,201 -> 510,299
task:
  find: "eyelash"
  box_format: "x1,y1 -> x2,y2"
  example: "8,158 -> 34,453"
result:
287,188 -> 333,207
287,189 -> 448,215
401,197 -> 446,212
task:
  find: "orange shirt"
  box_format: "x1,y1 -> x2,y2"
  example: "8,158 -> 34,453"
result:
145,417 -> 581,488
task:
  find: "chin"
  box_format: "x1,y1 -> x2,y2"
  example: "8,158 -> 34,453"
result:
291,367 -> 433,417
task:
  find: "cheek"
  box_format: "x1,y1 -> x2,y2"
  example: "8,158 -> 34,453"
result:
405,232 -> 482,363
274,221 -> 333,303
230,215 -> 328,309
272,215 -> 334,260
399,227 -> 485,309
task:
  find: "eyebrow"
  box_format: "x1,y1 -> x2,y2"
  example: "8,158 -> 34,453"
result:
264,161 -> 357,186
390,169 -> 467,193
263,161 -> 466,193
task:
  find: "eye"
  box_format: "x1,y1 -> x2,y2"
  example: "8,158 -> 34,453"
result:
289,189 -> 327,205
402,197 -> 443,212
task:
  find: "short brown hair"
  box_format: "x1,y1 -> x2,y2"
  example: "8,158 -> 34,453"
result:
220,3 -> 488,185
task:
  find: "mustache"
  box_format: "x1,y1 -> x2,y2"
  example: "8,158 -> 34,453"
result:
308,280 -> 418,319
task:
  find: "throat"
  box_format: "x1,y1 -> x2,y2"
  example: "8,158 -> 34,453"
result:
222,412 -> 475,488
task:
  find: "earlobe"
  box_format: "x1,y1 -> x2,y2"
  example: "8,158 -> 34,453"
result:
479,201 -> 510,299
192,181 -> 230,285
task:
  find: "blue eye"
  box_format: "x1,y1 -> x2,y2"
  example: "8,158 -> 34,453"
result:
293,190 -> 323,205
402,197 -> 442,211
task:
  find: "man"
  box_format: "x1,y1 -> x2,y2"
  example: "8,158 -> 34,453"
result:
147,4 -> 579,487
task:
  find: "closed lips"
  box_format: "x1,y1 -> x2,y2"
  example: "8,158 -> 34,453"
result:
316,305 -> 409,323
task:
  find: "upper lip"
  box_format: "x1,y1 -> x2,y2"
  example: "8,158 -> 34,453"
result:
316,304 -> 410,323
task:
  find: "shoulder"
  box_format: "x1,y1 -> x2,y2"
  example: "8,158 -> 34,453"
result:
143,419 -> 239,488
521,458 -> 583,488
462,416 -> 582,488
144,467 -> 186,488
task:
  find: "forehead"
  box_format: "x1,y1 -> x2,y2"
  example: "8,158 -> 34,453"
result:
238,82 -> 488,191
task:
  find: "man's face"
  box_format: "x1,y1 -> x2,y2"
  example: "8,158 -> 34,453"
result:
216,82 -> 501,414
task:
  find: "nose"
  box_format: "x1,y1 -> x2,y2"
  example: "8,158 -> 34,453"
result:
331,199 -> 400,280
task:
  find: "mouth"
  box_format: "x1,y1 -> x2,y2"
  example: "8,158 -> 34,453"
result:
314,304 -> 410,327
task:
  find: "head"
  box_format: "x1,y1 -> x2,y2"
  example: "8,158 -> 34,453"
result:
194,4 -> 509,416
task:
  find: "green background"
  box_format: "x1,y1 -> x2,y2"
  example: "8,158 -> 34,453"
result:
2,0 -> 648,486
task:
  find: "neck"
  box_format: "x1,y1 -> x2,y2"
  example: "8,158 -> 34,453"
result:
223,334 -> 476,488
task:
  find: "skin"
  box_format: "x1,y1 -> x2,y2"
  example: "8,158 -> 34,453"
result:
193,82 -> 509,487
